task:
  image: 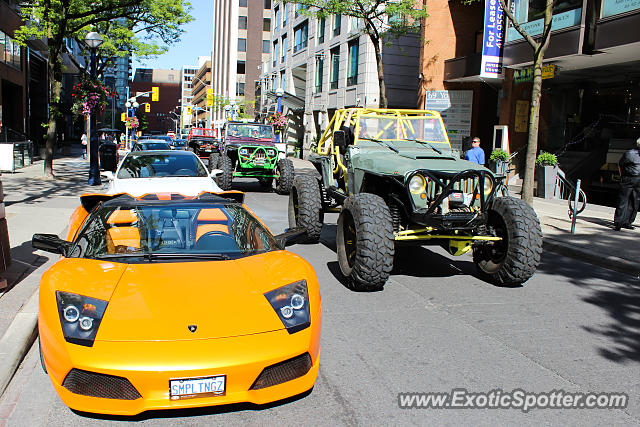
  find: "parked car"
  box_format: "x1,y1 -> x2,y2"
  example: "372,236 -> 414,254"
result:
132,140 -> 173,151
34,191 -> 320,415
172,138 -> 188,150
103,150 -> 222,196
214,121 -> 293,194
289,108 -> 542,290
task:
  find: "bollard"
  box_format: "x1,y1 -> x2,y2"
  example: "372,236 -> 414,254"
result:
570,179 -> 581,234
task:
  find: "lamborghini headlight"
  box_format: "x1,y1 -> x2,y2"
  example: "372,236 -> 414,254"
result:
409,174 -> 426,194
264,280 -> 310,334
483,177 -> 494,195
56,291 -> 108,347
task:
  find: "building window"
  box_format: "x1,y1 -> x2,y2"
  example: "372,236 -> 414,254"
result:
273,41 -> 278,66
274,6 -> 279,30
347,39 -> 359,86
238,38 -> 247,52
263,18 -> 271,32
0,31 -> 21,70
350,17 -> 361,32
237,60 -> 246,75
332,15 -> 341,37
283,3 -> 289,26
236,82 -> 245,96
330,47 -> 339,90
239,0 -> 247,7
238,16 -> 248,30
262,40 -> 271,53
281,71 -> 286,91
282,34 -> 287,63
264,0 -> 271,9
317,17 -> 325,44
294,21 -> 308,53
315,56 -> 324,94
295,4 -> 308,17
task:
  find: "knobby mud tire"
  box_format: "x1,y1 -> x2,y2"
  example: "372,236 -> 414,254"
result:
473,196 -> 542,286
275,158 -> 294,195
288,175 -> 324,243
337,193 -> 395,291
217,155 -> 234,190
208,153 -> 219,173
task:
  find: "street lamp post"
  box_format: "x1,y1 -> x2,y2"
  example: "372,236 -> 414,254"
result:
275,87 -> 284,144
125,99 -> 139,149
85,31 -> 103,186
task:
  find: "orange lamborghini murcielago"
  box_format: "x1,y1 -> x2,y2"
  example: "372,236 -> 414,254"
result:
33,192 -> 321,415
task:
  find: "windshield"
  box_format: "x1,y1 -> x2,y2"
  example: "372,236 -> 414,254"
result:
226,124 -> 273,140
140,142 -> 171,150
117,153 -> 208,179
70,202 -> 279,261
357,116 -> 449,145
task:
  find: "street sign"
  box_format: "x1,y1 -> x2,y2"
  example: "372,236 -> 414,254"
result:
145,103 -> 150,112
152,86 -> 159,101
121,113 -> 126,122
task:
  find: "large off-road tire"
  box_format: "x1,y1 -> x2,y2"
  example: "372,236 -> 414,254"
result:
288,175 -> 324,243
217,155 -> 234,190
208,152 -> 219,173
473,196 -> 542,286
275,158 -> 294,195
337,193 -> 395,291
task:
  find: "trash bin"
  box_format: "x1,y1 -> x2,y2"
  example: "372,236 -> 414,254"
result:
98,143 -> 118,172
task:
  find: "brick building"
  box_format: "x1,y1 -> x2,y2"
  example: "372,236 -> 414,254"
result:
131,68 -> 181,134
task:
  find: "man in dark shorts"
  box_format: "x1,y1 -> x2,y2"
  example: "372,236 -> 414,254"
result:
613,137 -> 640,231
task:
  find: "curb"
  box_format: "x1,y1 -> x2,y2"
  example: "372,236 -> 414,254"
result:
543,237 -> 640,278
0,288 -> 38,397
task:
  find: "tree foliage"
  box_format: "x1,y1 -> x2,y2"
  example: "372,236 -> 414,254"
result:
284,0 -> 427,107
14,0 -> 192,178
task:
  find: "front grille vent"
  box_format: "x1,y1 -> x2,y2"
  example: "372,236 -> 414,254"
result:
250,353 -> 312,390
62,368 -> 142,400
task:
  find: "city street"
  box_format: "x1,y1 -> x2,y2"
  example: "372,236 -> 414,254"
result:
1,178 -> 638,426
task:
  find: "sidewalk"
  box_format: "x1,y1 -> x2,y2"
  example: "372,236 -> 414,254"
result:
290,157 -> 640,277
0,155 -> 637,401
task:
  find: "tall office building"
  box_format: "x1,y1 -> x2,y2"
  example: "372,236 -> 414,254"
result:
211,0 -> 272,121
180,65 -> 197,133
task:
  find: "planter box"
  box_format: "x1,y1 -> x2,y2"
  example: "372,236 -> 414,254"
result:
535,165 -> 558,199
489,160 -> 509,176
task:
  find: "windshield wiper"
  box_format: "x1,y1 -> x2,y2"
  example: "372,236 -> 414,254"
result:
142,253 -> 231,260
360,137 -> 399,153
405,139 -> 443,154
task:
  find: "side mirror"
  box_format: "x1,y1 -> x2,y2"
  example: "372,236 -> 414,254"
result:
32,233 -> 73,256
210,168 -> 223,177
101,171 -> 114,180
333,130 -> 347,151
274,227 -> 308,248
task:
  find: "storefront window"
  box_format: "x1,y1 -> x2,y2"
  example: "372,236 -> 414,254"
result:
601,0 -> 640,18
507,0 -> 582,42
0,31 -> 21,70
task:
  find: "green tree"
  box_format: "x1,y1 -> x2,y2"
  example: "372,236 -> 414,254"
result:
284,0 -> 427,108
15,0 -> 192,178
497,0 -> 554,204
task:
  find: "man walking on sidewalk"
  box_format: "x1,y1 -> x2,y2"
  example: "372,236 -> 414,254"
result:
613,137 -> 640,230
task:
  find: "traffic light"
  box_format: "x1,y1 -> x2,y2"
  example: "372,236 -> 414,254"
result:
151,86 -> 159,101
145,103 -> 150,112
186,106 -> 192,115
121,112 -> 126,122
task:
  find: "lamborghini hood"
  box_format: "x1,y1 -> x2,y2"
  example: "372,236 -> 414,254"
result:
96,251 -> 312,341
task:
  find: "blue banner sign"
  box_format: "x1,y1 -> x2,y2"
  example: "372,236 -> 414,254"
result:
601,0 -> 640,18
507,8 -> 582,42
480,0 -> 505,78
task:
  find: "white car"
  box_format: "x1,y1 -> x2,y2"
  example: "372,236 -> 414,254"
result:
103,150 -> 223,196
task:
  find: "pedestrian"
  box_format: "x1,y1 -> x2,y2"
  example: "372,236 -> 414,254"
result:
613,136 -> 640,231
465,137 -> 485,165
81,133 -> 87,159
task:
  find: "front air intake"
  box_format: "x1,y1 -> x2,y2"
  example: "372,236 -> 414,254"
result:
62,369 -> 142,400
250,353 -> 312,390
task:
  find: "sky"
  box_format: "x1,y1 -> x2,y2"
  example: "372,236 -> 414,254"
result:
132,0 -> 213,72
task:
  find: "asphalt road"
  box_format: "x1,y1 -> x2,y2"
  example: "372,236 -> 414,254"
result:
1,179 -> 639,426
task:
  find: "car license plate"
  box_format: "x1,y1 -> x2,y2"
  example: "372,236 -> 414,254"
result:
254,158 -> 265,165
170,375 -> 226,400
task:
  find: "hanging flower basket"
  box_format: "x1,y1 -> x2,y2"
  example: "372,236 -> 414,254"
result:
125,116 -> 139,129
267,111 -> 287,132
71,78 -> 114,116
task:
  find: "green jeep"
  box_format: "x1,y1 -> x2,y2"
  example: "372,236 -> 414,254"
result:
288,108 -> 542,291
213,121 -> 294,194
